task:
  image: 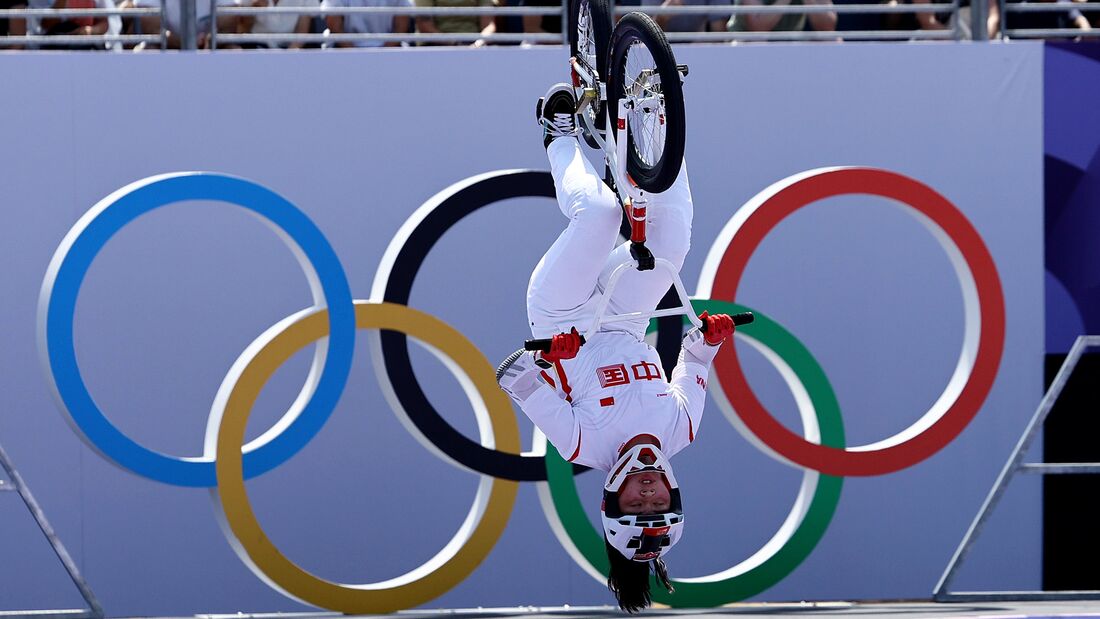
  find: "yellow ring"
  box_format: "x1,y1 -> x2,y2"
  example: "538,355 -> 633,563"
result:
212,301 -> 519,613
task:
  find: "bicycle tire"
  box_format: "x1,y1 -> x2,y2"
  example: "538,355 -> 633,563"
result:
607,12 -> 685,194
568,0 -> 612,149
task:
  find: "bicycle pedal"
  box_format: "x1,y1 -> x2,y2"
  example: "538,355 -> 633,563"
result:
578,87 -> 598,110
677,64 -> 689,77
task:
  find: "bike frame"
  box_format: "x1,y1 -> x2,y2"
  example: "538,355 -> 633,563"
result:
584,257 -> 702,343
569,57 -> 703,339
570,57 -> 639,212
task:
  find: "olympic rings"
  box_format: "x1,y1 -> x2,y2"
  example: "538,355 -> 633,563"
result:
38,166 -> 1005,611
698,167 -> 1006,476
38,173 -> 356,487
539,300 -> 846,606
369,169 -> 589,482
209,301 -> 519,614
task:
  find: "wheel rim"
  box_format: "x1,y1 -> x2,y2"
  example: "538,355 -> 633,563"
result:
576,0 -> 601,131
577,1 -> 597,74
623,40 -> 666,169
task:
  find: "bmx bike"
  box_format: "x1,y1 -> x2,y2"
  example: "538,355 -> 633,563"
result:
527,4 -> 752,352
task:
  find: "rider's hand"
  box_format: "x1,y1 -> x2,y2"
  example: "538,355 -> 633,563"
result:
541,327 -> 582,363
699,311 -> 734,346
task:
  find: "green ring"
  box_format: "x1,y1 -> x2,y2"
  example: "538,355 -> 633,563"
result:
540,300 -> 845,606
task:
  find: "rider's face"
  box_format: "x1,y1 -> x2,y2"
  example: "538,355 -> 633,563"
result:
617,471 -> 671,515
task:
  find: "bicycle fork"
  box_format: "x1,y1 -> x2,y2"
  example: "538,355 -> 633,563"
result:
616,96 -> 655,271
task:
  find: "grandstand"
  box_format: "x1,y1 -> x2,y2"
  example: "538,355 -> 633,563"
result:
0,0 -> 1097,48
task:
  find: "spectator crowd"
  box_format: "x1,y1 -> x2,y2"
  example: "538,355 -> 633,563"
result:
0,0 -> 1095,49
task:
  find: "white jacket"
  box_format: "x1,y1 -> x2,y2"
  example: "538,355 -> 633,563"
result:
520,330 -> 719,471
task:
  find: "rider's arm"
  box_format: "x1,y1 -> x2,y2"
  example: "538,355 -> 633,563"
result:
667,327 -> 724,447
498,351 -> 581,461
522,387 -> 582,460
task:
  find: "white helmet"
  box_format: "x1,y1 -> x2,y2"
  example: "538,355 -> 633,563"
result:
601,443 -> 684,562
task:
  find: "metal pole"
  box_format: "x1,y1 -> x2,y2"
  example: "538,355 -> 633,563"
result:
0,442 -> 104,619
159,0 -> 167,48
971,0 -> 988,40
181,0 -> 197,49
952,0 -> 961,40
933,335 -> 1099,600
997,0 -> 1006,38
560,0 -> 567,45
209,0 -> 217,49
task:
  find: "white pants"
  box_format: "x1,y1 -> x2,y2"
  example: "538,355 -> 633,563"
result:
527,137 -> 694,340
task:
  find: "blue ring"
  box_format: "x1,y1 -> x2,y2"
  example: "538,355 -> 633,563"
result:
39,173 -> 355,487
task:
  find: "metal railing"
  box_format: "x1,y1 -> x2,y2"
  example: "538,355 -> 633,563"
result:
1000,0 -> 1100,39
0,2 -> 165,47
638,2 -> 964,41
934,335 -> 1100,602
0,440 -> 105,619
208,4 -> 562,47
0,0 -> 1096,50
205,0 -> 964,48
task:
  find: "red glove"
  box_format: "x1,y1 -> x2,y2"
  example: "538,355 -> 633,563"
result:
542,327 -> 582,363
700,311 -> 734,346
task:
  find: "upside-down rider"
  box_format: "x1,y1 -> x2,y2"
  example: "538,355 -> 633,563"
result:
496,82 -> 737,613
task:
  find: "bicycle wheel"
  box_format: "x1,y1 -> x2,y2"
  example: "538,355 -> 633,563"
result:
607,12 -> 685,194
568,0 -> 611,149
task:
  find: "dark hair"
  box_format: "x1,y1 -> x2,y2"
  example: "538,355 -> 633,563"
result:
605,540 -> 674,613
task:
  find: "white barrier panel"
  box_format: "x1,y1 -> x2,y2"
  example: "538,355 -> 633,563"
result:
0,42 -> 1042,615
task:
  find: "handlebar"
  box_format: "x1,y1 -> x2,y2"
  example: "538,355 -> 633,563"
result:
523,311 -> 754,352
702,311 -> 755,332
524,334 -> 587,352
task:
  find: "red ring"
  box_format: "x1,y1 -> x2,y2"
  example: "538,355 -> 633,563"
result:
710,167 -> 1005,476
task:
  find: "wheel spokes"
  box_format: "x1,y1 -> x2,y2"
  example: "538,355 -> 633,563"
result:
578,5 -> 596,75
623,41 -> 666,168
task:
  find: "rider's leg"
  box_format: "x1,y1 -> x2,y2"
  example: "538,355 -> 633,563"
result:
526,137 -> 622,338
596,159 -> 694,339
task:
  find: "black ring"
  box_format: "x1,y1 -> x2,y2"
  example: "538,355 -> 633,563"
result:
375,169 -> 590,481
